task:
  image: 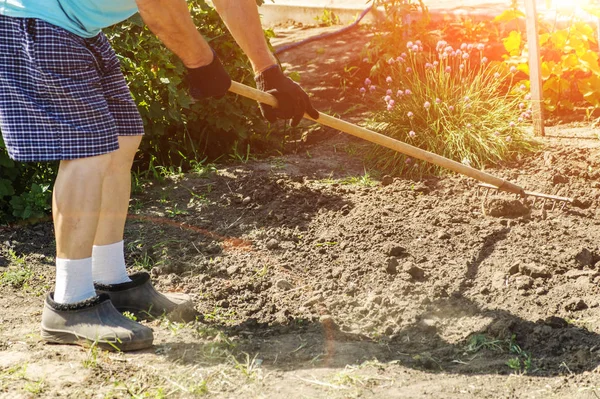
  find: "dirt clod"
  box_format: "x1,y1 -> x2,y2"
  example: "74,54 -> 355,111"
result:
402,261 -> 425,280
385,257 -> 399,274
266,239 -> 280,250
303,295 -> 323,308
507,262 -> 521,275
384,243 -> 407,257
565,298 -> 588,312
519,262 -> 552,278
484,198 -> 530,218
574,248 -> 594,267
552,173 -> 569,185
227,265 -> 240,275
275,279 -> 294,291
381,175 -> 394,186
437,231 -> 451,240
514,275 -> 534,290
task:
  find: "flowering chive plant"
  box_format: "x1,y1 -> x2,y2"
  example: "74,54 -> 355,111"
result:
361,40 -> 536,176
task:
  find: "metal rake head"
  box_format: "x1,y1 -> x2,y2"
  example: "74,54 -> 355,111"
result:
477,183 -> 574,211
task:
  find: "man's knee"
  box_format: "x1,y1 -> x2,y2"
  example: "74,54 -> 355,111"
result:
109,135 -> 142,170
58,153 -> 113,181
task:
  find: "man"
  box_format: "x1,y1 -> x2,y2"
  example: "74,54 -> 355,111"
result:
0,0 -> 318,351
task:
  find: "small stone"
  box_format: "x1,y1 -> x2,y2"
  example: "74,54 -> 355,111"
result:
383,325 -> 395,335
226,265 -> 239,275
565,269 -> 597,279
367,295 -> 383,305
332,267 -> 344,279
165,273 -> 182,286
275,279 -> 294,291
205,243 -> 222,255
552,173 -> 569,185
519,262 -> 551,278
385,257 -> 399,275
491,271 -> 506,290
575,248 -> 594,268
437,231 -> 451,240
543,151 -> 554,167
381,175 -> 394,186
565,298 -> 588,312
383,243 -> 406,257
303,295 -> 323,307
514,275 -> 533,290
217,299 -> 230,308
242,196 -> 252,205
507,262 -> 521,275
266,239 -> 280,250
402,261 -> 425,280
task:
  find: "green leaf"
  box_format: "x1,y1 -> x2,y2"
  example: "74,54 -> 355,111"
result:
503,31 -> 522,56
578,51 -> 600,74
288,71 -> 301,83
494,9 -> 525,22
550,30 -> 568,49
0,179 -> 15,197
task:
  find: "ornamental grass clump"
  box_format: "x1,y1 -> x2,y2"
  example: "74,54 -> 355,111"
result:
363,40 -> 536,176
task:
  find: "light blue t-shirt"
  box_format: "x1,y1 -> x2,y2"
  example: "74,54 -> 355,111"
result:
0,0 -> 138,38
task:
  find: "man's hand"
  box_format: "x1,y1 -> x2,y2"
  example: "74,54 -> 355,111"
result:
186,49 -> 231,99
255,65 -> 319,126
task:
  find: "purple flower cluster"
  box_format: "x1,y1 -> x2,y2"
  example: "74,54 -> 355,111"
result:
407,40 -> 424,52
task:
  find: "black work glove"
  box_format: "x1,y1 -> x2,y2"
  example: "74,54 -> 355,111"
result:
255,65 -> 319,126
186,49 -> 231,99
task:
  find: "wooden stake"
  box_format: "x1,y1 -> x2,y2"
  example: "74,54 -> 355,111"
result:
524,0 -> 545,136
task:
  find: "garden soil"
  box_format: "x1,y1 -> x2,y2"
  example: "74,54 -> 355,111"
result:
2,26 -> 600,398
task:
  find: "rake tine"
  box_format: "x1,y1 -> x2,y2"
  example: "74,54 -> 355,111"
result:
481,187 -> 491,208
476,183 -> 573,211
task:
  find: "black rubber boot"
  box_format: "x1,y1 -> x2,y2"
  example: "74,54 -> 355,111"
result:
94,272 -> 195,322
41,293 -> 154,351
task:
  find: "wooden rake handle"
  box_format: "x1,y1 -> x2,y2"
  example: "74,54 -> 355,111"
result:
229,81 -> 525,195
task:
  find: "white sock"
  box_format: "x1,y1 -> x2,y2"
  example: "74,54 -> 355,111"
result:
54,257 -> 96,304
92,240 -> 132,285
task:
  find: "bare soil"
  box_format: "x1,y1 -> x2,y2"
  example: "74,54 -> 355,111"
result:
2,25 -> 600,398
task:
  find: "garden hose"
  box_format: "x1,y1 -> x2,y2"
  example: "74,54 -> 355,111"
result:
274,6 -> 373,55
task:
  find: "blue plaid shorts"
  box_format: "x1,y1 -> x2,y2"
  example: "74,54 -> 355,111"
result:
0,14 -> 144,162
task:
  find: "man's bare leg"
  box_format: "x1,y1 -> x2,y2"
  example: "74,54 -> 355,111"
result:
43,147 -> 154,350
52,153 -> 112,303
89,135 -> 191,319
92,135 -> 142,284
94,135 -> 142,246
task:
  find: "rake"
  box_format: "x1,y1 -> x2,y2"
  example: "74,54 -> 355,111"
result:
228,81 -> 574,208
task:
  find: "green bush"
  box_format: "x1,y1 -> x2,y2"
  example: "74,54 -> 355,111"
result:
363,40 -> 536,176
1,0 -> 271,223
104,0 -> 270,169
0,137 -> 55,224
